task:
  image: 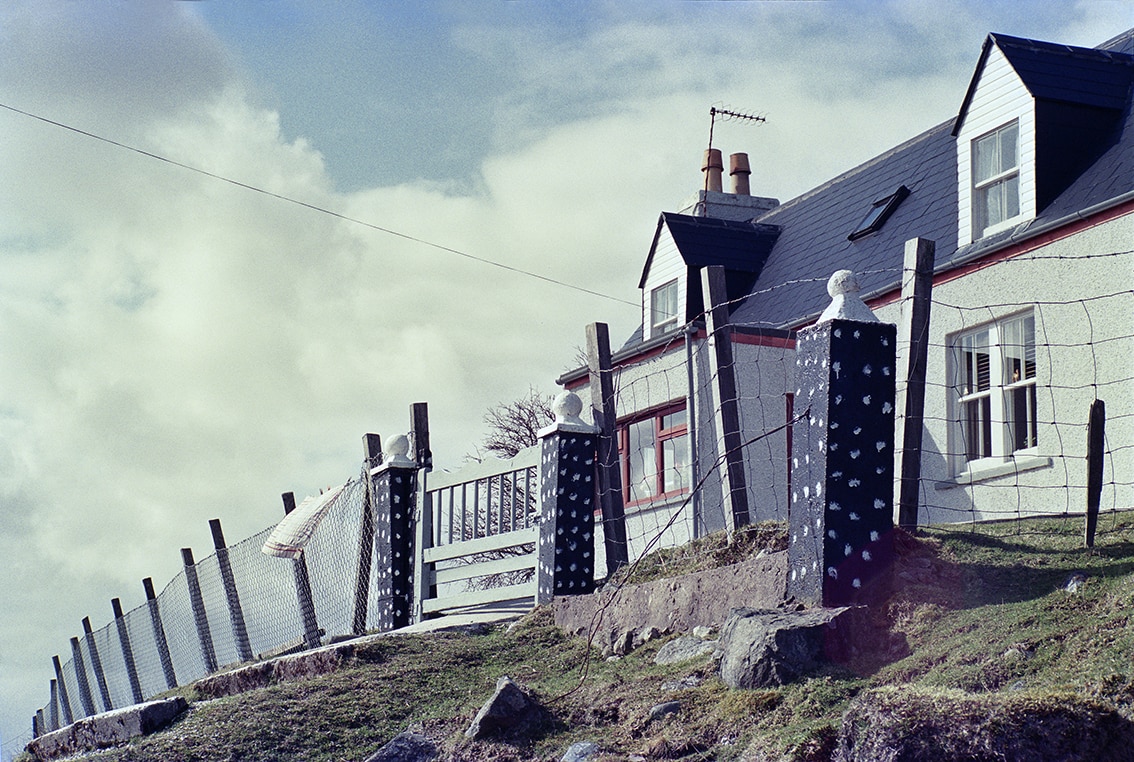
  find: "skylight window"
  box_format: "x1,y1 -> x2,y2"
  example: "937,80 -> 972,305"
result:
848,185 -> 910,241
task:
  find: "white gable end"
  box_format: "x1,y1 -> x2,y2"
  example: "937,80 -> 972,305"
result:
642,225 -> 687,340
957,44 -> 1036,247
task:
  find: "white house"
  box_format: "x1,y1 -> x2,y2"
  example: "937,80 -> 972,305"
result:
560,28 -> 1134,558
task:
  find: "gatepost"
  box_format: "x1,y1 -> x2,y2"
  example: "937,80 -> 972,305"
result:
536,391 -> 599,602
788,271 -> 897,608
372,434 -> 418,631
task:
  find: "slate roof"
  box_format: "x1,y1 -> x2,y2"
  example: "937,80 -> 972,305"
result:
612,29 -> 1134,349
637,214 -> 780,288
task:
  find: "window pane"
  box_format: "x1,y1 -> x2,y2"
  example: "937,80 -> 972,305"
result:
1008,383 -> 1038,452
974,132 -> 999,183
1002,315 -> 1036,383
961,330 -> 990,394
626,418 -> 657,500
963,396 -> 992,461
661,409 -> 687,431
651,280 -> 678,329
662,433 -> 689,494
999,123 -> 1018,174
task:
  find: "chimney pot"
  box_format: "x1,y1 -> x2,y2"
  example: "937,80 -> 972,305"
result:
729,152 -> 751,196
702,148 -> 723,193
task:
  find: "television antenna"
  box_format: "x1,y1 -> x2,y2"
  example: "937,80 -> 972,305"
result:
704,106 -> 766,197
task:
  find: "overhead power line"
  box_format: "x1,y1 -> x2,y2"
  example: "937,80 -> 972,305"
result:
0,101 -> 637,308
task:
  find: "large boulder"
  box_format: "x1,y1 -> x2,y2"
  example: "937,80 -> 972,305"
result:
836,687 -> 1134,761
718,606 -> 860,688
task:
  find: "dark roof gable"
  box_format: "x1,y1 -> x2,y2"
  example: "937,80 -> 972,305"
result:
637,213 -> 780,289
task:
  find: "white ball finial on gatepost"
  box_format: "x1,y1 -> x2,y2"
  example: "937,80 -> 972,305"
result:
816,269 -> 880,324
382,434 -> 415,468
539,390 -> 599,437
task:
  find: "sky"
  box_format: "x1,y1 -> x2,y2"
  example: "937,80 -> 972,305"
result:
0,0 -> 1130,755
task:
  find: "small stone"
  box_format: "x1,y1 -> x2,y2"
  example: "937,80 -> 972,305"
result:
363,731 -> 437,762
464,676 -> 545,740
560,741 -> 600,762
692,625 -> 714,639
634,626 -> 662,648
649,701 -> 682,722
1063,571 -> 1088,594
662,675 -> 702,692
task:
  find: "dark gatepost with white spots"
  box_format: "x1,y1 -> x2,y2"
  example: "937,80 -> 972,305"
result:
372,434 -> 418,630
788,271 -> 897,608
536,392 -> 599,602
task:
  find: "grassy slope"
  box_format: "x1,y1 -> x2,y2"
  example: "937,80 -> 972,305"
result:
38,512 -> 1134,762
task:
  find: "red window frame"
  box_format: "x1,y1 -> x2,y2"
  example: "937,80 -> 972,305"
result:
617,402 -> 689,507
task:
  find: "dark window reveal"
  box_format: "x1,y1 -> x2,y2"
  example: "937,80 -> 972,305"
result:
848,185 -> 910,241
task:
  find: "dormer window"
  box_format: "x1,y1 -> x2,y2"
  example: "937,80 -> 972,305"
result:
650,279 -> 679,332
972,121 -> 1020,238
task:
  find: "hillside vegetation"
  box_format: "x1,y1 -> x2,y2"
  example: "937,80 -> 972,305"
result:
29,512 -> 1134,761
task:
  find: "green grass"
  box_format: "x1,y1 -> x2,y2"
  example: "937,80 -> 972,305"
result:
33,512 -> 1134,762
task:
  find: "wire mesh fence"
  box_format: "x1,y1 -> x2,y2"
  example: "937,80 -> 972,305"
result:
22,248 -> 1132,749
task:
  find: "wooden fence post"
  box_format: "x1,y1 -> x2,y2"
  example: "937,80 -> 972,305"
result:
373,435 -> 418,630
69,637 -> 96,718
702,264 -> 751,530
585,322 -> 629,574
282,493 -> 322,648
897,237 -> 935,530
143,577 -> 177,690
411,403 -> 434,623
48,678 -> 60,731
82,616 -> 113,713
210,519 -> 253,662
52,655 -> 74,727
787,271 -> 897,608
352,433 -> 382,636
34,709 -> 45,738
536,391 -> 600,602
181,548 -> 218,673
111,597 -> 144,705
1086,399 -> 1106,548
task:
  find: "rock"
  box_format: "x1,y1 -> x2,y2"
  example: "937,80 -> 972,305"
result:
662,675 -> 702,692
835,686 -> 1134,761
634,626 -> 662,648
653,635 -> 718,665
26,697 -> 188,761
1064,571 -> 1088,594
692,625 -> 714,639
649,701 -> 682,722
605,629 -> 635,657
560,740 -> 600,762
464,676 -> 545,740
718,606 -> 861,689
363,731 -> 437,762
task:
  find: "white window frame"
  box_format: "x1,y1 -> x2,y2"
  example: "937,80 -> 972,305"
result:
649,279 -> 679,334
948,311 -> 1038,475
971,121 -> 1022,239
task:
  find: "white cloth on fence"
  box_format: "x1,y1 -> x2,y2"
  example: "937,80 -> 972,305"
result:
261,484 -> 347,559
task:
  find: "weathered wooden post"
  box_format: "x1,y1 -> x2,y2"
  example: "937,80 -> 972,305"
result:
281,492 -> 322,648
51,656 -> 73,727
585,322 -> 629,574
48,678 -> 60,731
181,548 -> 219,674
897,237 -> 935,530
34,709 -> 45,738
1086,399 -> 1106,548
788,271 -> 896,608
536,391 -> 599,602
143,577 -> 178,690
111,597 -> 144,705
210,519 -> 253,662
411,403 -> 435,623
352,433 -> 382,636
82,617 -> 113,712
702,264 -> 751,530
373,434 -> 418,630
69,636 -> 96,718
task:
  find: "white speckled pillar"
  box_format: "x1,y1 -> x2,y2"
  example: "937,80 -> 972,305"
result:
373,435 -> 418,631
788,318 -> 897,608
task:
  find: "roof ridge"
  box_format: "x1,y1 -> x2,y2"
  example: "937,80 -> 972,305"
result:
990,31 -> 1134,65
